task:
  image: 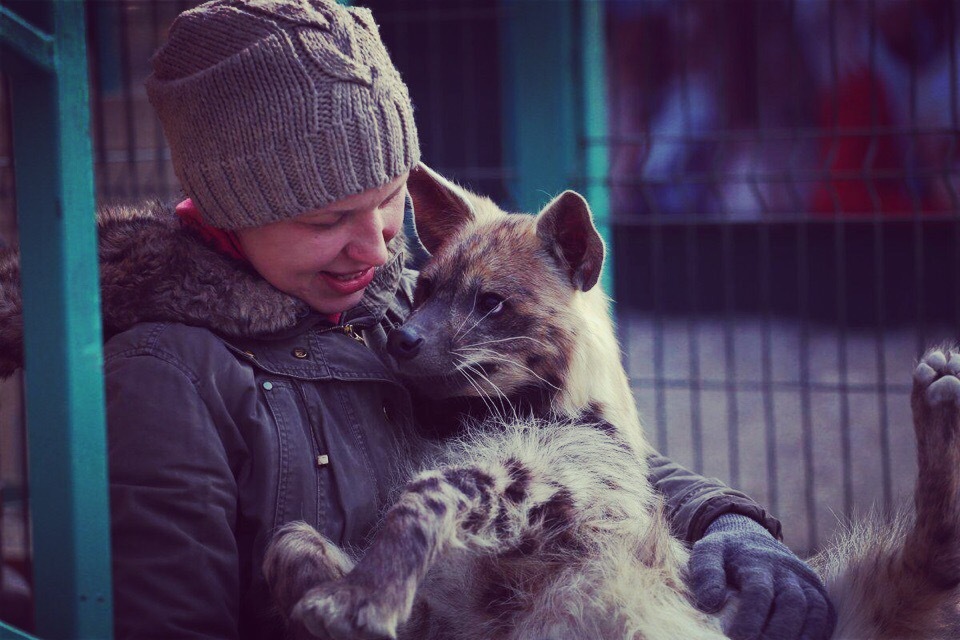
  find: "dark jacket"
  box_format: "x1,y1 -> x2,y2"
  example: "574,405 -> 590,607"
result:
0,200 -> 780,639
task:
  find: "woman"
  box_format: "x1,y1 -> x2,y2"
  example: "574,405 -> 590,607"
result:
0,1 -> 833,638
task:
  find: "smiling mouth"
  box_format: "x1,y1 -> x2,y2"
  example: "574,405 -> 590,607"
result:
323,268 -> 371,281
318,267 -> 376,295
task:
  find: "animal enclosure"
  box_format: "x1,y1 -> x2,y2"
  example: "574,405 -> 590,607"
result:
0,0 -> 958,631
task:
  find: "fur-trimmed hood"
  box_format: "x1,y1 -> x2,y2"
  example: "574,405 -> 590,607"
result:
0,200 -> 407,378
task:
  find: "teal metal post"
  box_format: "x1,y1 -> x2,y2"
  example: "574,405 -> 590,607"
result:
500,0 -> 614,295
499,1 -> 577,211
0,622 -> 38,640
0,1 -> 113,638
579,1 -> 613,295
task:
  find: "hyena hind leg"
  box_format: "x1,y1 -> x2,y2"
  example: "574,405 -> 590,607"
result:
263,522 -> 356,625
909,347 -> 960,592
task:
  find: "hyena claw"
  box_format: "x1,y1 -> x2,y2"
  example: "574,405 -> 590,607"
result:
293,581 -> 402,640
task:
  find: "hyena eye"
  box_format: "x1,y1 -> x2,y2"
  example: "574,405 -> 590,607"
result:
477,292 -> 505,316
414,278 -> 433,308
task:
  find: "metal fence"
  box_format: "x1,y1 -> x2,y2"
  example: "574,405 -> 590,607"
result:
602,0 -> 960,555
1,1 -> 958,618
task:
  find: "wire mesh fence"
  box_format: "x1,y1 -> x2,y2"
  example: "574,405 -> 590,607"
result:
0,2 -> 958,612
602,0 -> 960,555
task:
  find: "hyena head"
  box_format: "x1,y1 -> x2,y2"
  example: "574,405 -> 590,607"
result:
388,164 -> 611,418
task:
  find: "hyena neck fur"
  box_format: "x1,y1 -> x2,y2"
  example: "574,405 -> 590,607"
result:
553,287 -> 650,456
404,164 -> 650,458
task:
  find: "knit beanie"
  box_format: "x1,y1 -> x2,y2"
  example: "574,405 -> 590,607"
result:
146,0 -> 420,229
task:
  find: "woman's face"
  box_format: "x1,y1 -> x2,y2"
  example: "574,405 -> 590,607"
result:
237,173 -> 408,315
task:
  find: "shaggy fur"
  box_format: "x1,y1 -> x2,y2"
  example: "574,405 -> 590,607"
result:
264,166 -> 727,639
266,166 -> 960,640
0,201 -> 408,378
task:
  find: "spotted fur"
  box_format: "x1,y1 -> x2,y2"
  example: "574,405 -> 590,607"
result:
266,165 -> 721,639
266,166 -> 960,639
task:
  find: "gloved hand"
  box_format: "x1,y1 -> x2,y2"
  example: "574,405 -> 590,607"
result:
690,514 -> 836,640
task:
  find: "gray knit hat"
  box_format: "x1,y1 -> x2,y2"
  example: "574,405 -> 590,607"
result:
146,0 -> 420,229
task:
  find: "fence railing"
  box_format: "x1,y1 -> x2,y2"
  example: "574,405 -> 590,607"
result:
0,2 -> 957,630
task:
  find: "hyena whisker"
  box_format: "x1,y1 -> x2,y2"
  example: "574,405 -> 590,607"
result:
461,359 -> 517,423
457,296 -> 516,343
453,289 -> 480,341
465,335 -> 552,351
455,356 -> 506,422
459,347 -> 563,393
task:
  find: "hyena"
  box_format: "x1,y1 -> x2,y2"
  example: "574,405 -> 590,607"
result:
265,165 -> 960,639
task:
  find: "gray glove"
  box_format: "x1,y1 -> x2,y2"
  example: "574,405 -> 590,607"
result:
690,514 -> 836,640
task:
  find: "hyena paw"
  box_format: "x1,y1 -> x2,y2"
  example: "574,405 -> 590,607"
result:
292,580 -> 406,640
263,522 -> 355,618
914,348 -> 960,409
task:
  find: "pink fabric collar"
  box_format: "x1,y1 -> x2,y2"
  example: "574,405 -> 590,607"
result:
175,198 -> 247,262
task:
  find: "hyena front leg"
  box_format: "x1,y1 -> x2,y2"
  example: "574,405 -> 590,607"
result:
292,459 -> 575,640
908,347 -> 960,589
263,522 -> 356,634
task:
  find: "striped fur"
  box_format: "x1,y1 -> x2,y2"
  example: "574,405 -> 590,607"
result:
265,166 -> 959,639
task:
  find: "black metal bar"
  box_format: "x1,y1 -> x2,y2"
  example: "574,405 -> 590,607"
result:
118,0 -> 138,198
151,0 -> 168,196
797,218 -> 816,547
720,165 -> 740,488
758,208 -> 778,518
85,0 -> 109,202
652,216 -> 668,456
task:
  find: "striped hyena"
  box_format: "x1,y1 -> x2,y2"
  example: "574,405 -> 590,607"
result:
265,165 -> 960,639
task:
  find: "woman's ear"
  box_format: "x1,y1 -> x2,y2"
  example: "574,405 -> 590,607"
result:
535,191 -> 605,292
407,163 -> 477,255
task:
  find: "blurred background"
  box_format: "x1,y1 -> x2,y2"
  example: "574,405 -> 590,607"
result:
1,0 -> 959,626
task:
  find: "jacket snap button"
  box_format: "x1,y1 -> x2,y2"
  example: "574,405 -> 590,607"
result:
262,381 -> 273,391
292,348 -> 309,359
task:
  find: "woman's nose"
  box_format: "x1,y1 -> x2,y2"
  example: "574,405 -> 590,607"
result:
347,209 -> 395,265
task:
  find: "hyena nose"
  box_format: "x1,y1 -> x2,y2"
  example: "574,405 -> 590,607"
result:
387,327 -> 424,360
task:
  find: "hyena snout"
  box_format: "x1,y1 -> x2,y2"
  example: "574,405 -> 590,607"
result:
388,326 -> 424,360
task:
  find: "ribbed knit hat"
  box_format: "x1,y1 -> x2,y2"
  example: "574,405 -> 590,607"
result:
146,0 -> 420,229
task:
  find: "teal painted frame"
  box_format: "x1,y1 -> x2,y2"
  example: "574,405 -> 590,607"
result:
499,0 -> 613,296
0,621 -> 37,640
0,1 -> 113,639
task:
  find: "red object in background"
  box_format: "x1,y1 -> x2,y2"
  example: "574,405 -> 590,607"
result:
812,67 -> 922,217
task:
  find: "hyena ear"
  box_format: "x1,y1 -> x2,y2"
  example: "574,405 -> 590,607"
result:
535,191 -> 605,292
407,163 -> 476,255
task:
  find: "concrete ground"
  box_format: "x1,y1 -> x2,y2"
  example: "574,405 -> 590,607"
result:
618,312 -> 955,555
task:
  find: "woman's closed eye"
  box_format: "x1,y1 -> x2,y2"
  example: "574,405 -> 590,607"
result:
308,214 -> 346,229
381,187 -> 404,207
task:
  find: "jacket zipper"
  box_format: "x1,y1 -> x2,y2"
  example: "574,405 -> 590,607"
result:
319,323 -> 366,346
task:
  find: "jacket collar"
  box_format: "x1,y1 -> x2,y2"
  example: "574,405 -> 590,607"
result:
0,199 -> 408,378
